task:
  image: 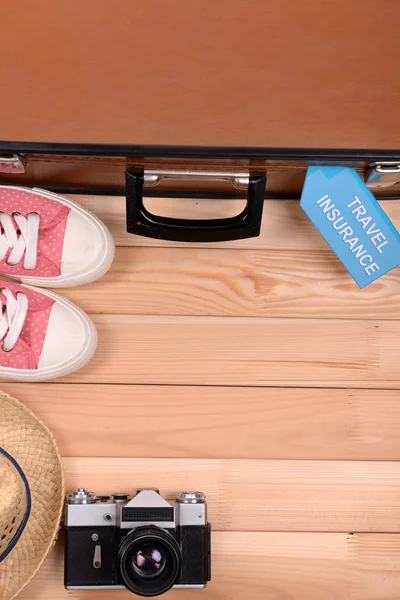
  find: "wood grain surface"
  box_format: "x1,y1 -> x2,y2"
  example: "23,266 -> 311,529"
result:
54,315 -> 399,388
18,533 -> 400,600
59,247 -> 400,319
3,384 -> 399,460
12,194 -> 400,599
58,457 -> 400,532
71,195 -> 400,250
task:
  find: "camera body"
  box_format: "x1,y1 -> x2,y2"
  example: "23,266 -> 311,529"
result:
64,488 -> 211,597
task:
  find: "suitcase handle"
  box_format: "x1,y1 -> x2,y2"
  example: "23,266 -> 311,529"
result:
126,170 -> 266,242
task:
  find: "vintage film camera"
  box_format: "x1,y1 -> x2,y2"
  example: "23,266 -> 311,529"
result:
64,488 -> 211,597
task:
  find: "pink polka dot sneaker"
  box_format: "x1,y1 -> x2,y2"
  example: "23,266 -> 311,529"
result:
0,186 -> 115,287
0,280 -> 97,381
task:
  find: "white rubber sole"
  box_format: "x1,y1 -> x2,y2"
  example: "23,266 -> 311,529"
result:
1,186 -> 115,288
0,286 -> 97,382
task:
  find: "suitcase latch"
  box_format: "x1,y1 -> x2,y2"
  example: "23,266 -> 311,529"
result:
0,154 -> 26,174
367,162 -> 400,188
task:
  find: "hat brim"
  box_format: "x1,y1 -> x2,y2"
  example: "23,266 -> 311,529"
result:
0,390 -> 64,600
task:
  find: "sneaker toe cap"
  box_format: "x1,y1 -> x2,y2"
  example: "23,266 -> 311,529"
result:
61,210 -> 105,276
38,300 -> 97,372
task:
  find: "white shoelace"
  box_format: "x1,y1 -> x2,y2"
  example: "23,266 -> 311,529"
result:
0,289 -> 29,352
0,212 -> 40,270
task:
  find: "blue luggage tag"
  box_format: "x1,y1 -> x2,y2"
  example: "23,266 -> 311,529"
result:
300,167 -> 400,288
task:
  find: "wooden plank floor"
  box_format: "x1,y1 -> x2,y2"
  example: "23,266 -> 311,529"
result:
3,195 -> 399,600
20,532 -> 400,600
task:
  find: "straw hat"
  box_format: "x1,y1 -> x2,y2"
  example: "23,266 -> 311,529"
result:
0,390 -> 64,599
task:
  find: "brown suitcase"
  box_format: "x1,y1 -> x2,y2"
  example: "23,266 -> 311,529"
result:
0,0 -> 399,242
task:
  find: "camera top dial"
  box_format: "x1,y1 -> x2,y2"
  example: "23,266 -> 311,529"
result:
67,488 -> 110,504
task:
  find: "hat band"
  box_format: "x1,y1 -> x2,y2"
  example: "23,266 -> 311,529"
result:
0,447 -> 31,564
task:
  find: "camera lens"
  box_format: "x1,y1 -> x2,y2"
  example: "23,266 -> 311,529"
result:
132,544 -> 165,579
117,526 -> 181,597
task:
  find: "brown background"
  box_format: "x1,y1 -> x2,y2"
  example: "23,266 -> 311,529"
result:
0,0 -> 399,148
